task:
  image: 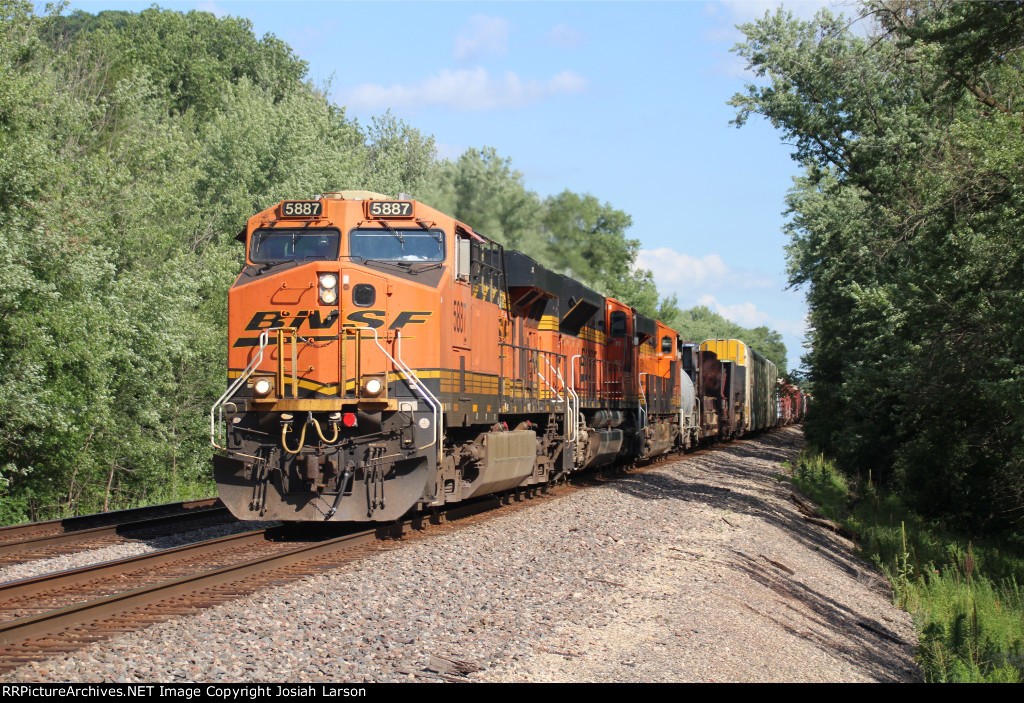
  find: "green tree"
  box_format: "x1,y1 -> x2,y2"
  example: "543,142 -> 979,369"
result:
363,111 -> 439,198
541,190 -> 662,316
53,7 -> 309,120
731,1 -> 1024,531
425,147 -> 547,256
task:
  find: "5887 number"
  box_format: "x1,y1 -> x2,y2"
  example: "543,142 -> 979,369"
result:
368,201 -> 413,217
281,201 -> 323,217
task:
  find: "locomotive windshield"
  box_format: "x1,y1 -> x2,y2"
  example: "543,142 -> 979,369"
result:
249,228 -> 340,263
349,227 -> 445,262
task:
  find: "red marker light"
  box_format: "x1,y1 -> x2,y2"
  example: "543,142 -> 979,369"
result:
342,413 -> 358,428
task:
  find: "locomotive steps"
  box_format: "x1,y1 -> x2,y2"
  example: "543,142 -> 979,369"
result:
0,427 -> 919,682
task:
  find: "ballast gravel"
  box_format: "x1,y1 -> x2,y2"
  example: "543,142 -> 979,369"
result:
1,427 -> 920,683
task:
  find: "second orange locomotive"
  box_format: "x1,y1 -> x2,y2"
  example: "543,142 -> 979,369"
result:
211,191 -> 776,522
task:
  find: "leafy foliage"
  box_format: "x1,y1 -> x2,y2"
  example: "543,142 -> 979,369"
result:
0,3 -> 341,519
47,7 -> 309,120
732,1 -> 1024,533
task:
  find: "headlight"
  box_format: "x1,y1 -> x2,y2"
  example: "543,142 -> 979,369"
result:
319,272 -> 338,306
361,375 -> 386,398
253,378 -> 273,396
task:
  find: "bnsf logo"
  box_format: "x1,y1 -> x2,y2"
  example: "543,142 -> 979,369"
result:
234,310 -> 432,347
242,310 -> 432,332
245,310 -> 337,331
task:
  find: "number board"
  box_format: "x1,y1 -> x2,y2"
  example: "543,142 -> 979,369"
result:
366,201 -> 414,219
280,201 -> 323,218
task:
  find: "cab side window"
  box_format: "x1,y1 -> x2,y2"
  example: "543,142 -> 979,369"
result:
610,311 -> 628,337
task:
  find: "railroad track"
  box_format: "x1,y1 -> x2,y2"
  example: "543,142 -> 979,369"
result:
0,442 -> 731,674
0,490 -> 526,672
0,499 -> 233,568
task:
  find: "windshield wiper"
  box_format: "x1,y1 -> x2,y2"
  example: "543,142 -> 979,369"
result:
254,260 -> 292,274
360,259 -> 444,274
362,258 -> 414,268
414,218 -> 444,246
375,219 -> 405,246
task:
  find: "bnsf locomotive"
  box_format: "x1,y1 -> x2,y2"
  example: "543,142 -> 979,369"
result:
211,192 -> 801,522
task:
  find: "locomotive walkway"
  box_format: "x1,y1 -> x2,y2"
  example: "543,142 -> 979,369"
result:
0,427 -> 919,682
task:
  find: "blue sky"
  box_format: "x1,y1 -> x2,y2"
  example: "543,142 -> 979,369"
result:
70,0 -> 849,370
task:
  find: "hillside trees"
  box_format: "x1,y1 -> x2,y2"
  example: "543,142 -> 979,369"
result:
48,8 -> 308,120
731,1 -> 1024,531
0,2 -> 213,520
0,3 -> 363,520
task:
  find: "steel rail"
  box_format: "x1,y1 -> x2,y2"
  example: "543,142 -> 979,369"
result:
0,498 -> 221,543
0,527 -> 381,648
0,505 -> 231,559
0,528 -> 278,603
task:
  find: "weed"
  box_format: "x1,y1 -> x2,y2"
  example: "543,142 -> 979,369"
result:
790,451 -> 1024,683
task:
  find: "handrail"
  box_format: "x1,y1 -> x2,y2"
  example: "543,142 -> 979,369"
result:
568,354 -> 581,444
391,330 -> 442,461
535,351 -> 564,403
638,372 -> 649,431
551,356 -> 574,444
210,329 -> 275,450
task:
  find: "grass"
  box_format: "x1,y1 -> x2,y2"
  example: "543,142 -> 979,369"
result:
788,451 -> 1024,683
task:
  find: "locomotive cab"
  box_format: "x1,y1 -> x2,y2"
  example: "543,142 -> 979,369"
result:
213,192 -> 460,522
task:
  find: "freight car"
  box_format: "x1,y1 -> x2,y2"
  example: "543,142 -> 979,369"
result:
776,379 -> 808,427
210,192 -> 791,522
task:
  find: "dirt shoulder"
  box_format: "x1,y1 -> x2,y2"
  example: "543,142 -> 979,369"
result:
481,426 -> 920,682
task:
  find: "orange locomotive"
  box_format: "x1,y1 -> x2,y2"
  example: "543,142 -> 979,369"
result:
211,191 -> 685,522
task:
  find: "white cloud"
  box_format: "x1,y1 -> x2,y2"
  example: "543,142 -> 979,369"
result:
636,248 -> 730,295
635,247 -> 775,297
698,294 -> 807,337
545,23 -> 585,49
196,1 -> 227,18
343,68 -> 587,112
454,15 -> 510,62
